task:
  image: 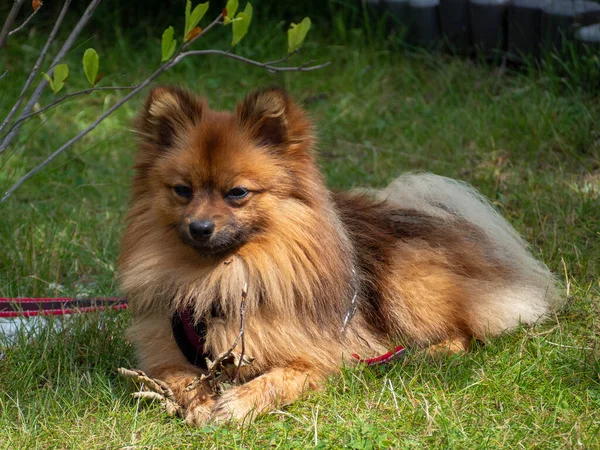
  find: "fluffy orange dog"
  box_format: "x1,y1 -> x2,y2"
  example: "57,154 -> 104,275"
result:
119,86 -> 562,424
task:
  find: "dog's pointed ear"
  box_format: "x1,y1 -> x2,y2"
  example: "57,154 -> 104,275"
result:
136,86 -> 203,150
236,88 -> 313,149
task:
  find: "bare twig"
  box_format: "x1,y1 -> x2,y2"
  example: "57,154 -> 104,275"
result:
118,368 -> 183,417
205,282 -> 249,373
0,0 -> 99,154
0,0 -> 26,52
233,282 -> 248,383
1,85 -> 137,140
9,1 -> 43,36
185,280 -> 252,394
263,48 -> 300,66
0,0 -> 72,144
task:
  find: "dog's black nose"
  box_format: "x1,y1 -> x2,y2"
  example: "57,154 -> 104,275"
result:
189,220 -> 215,240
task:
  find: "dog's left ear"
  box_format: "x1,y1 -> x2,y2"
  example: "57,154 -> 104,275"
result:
236,88 -> 313,149
136,86 -> 203,150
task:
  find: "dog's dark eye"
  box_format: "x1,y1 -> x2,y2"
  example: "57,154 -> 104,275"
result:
225,187 -> 249,200
173,184 -> 193,198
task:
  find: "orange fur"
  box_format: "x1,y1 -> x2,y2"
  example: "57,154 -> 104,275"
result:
119,86 -> 561,424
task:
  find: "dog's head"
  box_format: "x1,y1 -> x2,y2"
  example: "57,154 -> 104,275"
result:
132,86 -> 319,258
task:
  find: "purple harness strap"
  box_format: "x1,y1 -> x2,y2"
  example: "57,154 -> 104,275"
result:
178,309 -> 205,353
173,309 -> 406,368
172,309 -> 210,369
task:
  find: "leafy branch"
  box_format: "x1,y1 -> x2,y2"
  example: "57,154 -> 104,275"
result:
0,0 -> 98,153
0,0 -> 323,204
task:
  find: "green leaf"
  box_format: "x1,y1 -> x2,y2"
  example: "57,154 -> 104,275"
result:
287,17 -> 311,54
82,48 -> 99,87
224,0 -> 238,24
185,0 -> 191,25
161,26 -> 177,62
232,3 -> 252,46
42,73 -> 55,93
190,2 -> 209,29
185,1 -> 209,40
52,64 -> 69,93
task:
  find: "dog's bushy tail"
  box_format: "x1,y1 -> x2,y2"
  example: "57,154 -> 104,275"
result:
380,173 -> 564,333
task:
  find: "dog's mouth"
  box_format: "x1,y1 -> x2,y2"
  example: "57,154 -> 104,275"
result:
178,229 -> 248,258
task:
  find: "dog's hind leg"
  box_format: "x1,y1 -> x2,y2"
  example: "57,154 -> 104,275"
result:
425,336 -> 472,356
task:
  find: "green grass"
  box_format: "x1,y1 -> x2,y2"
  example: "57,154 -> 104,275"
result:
1,9 -> 599,449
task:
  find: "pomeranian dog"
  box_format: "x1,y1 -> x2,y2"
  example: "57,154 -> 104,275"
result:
119,86 -> 562,425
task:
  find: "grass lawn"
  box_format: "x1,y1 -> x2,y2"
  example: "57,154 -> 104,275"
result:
0,7 -> 599,449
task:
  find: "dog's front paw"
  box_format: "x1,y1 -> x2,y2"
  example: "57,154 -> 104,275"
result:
209,365 -> 318,424
210,388 -> 260,424
184,396 -> 215,426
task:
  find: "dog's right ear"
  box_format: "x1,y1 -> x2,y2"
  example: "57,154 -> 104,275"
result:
135,86 -> 203,150
236,88 -> 313,151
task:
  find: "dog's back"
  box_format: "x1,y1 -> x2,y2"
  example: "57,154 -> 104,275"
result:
336,173 -> 562,350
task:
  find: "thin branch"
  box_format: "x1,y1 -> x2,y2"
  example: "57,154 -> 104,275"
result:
208,281 -> 248,370
0,0 -> 99,154
118,368 -> 183,417
0,12 -> 329,203
187,281 -> 249,392
232,283 -> 248,383
0,0 -> 26,52
263,48 -> 300,66
1,85 -> 137,140
175,49 -> 330,72
0,0 -> 72,145
9,2 -> 43,36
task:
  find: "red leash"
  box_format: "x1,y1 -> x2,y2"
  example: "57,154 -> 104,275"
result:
0,297 -> 128,318
1,297 -> 405,366
351,345 -> 406,365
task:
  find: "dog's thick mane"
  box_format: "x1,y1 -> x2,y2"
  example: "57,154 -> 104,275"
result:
119,186 -> 356,336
